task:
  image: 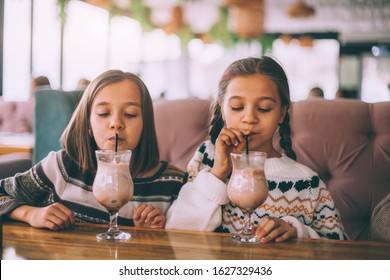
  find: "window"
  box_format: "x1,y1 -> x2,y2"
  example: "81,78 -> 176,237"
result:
272,38 -> 340,101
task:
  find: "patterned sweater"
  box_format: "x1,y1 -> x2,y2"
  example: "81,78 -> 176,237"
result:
371,193 -> 390,242
0,150 -> 186,225
166,140 -> 348,240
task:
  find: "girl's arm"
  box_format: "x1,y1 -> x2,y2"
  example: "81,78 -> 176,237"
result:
1,152 -> 75,230
166,141 -> 232,231
8,203 -> 75,230
165,168 -> 229,231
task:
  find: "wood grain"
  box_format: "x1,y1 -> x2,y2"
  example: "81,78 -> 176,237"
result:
2,221 -> 390,260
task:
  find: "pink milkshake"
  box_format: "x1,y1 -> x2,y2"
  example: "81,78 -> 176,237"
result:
228,167 -> 268,210
93,161 -> 133,211
227,150 -> 268,244
92,149 -> 133,241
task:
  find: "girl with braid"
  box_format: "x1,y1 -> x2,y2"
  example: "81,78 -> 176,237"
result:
166,56 -> 348,242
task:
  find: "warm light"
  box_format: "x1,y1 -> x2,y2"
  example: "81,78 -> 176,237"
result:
287,0 -> 315,18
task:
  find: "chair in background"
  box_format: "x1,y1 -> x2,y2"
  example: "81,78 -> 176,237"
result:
0,99 -> 34,179
34,89 -> 82,164
0,153 -> 32,179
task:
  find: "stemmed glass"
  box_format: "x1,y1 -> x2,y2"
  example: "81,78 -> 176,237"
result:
92,150 -> 134,241
227,151 -> 268,244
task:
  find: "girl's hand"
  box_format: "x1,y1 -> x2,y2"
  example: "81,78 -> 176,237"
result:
211,127 -> 246,181
133,204 -> 166,229
254,217 -> 297,243
26,203 -> 75,231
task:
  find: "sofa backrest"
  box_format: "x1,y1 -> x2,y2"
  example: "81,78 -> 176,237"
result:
34,89 -> 82,163
153,98 -> 211,170
290,98 -> 390,240
0,98 -> 34,133
153,98 -> 390,241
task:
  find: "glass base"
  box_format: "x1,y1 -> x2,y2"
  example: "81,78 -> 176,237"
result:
231,234 -> 260,244
96,230 -> 131,241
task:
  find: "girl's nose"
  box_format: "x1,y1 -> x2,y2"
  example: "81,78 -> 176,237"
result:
242,108 -> 258,124
109,115 -> 124,130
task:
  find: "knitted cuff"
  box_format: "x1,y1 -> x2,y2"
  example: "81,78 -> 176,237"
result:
192,168 -> 230,205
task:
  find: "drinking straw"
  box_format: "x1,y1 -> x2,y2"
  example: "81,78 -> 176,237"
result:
245,135 -> 249,166
114,133 -> 118,154
245,135 -> 249,155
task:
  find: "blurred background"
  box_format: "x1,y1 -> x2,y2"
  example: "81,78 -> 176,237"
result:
1,0 -> 390,102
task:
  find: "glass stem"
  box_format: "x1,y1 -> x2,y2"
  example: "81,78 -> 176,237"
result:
107,210 -> 120,233
242,210 -> 253,235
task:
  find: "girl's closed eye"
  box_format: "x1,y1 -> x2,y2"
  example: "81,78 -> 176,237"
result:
124,108 -> 140,118
125,113 -> 137,118
97,111 -> 109,117
230,106 -> 243,111
258,107 -> 272,112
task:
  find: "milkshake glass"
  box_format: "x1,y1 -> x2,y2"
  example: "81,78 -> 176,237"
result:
93,150 -> 133,241
227,151 -> 268,244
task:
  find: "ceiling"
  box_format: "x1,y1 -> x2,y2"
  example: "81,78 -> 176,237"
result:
264,0 -> 390,43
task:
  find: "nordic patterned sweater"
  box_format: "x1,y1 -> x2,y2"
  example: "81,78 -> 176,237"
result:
166,140 -> 348,240
371,192 -> 390,242
0,150 -> 186,225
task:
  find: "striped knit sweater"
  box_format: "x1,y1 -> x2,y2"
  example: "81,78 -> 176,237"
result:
0,150 -> 186,226
371,193 -> 390,242
166,140 -> 348,240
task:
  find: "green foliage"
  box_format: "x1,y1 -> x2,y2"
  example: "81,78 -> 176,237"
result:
209,6 -> 236,48
56,0 -> 70,26
53,0 -> 277,51
128,0 -> 154,31
258,34 -> 279,54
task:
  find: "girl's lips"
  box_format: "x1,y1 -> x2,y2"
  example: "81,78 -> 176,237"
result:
109,138 -> 124,146
110,136 -> 123,141
247,133 -> 259,141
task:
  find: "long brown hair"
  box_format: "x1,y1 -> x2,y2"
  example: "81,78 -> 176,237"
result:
209,56 -> 296,160
61,70 -> 160,175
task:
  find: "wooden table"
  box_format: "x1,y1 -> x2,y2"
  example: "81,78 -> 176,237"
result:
2,221 -> 390,260
0,133 -> 34,155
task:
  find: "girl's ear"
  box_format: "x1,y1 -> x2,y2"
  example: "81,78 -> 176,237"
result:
88,125 -> 93,137
279,105 -> 288,125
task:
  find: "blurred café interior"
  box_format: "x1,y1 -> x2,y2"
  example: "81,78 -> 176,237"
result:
1,1 -> 390,171
1,0 -> 390,182
1,0 -> 390,102
1,1 -> 390,260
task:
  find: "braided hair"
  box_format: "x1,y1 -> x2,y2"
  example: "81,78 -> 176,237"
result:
209,56 -> 296,160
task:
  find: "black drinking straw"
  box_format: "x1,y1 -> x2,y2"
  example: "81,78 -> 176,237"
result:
114,133 -> 118,154
245,135 -> 249,165
245,135 -> 249,155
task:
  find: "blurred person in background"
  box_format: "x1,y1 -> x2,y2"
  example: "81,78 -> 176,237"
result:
76,78 -> 90,91
30,76 -> 51,101
307,87 -> 324,98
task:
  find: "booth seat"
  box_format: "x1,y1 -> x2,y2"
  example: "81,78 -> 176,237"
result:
34,89 -> 82,164
289,99 -> 390,240
33,90 -> 390,241
0,98 -> 33,133
0,98 -> 34,179
154,98 -> 390,241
